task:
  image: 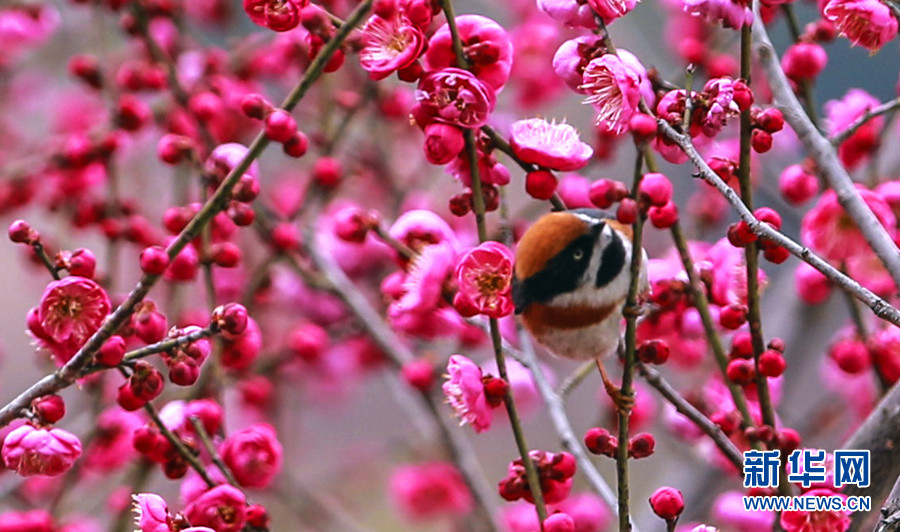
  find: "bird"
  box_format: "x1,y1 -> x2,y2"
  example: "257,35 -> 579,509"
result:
511,208 -> 649,411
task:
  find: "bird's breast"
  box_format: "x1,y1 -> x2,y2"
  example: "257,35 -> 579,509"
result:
520,300 -> 625,360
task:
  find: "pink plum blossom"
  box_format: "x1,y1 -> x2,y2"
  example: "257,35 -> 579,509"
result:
132,493 -> 169,532
442,354 -> 492,432
359,15 -> 425,80
581,54 -> 642,134
389,462 -> 473,521
824,0 -> 898,51
424,15 -> 513,91
414,68 -> 497,129
220,423 -> 283,488
183,485 -> 247,532
30,276 -> 111,364
780,489 -> 851,531
2,424 -> 82,477
509,118 -> 593,171
825,89 -> 883,169
682,0 -> 752,28
453,241 -> 516,318
588,0 -> 639,24
801,187 -> 896,262
537,0 -> 598,29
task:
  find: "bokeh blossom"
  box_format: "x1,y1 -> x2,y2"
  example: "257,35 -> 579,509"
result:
389,462 -> 473,521
443,354 -> 493,432
801,187 -> 896,262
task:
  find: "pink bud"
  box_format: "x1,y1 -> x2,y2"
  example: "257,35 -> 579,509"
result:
32,395 -> 65,424
649,487 -> 685,521
312,157 -> 343,188
719,303 -> 748,329
525,170 -> 559,200
730,332 -> 754,359
758,350 -> 786,377
830,336 -> 870,374
617,198 -> 638,225
796,262 -> 832,304
763,245 -> 790,264
639,172 -> 673,207
757,109 -> 784,133
629,113 -> 658,143
164,243 -> 199,282
157,134 -> 195,164
628,432 -> 656,459
64,248 -> 95,279
754,207 -> 782,230
213,303 -> 249,336
648,201 -> 678,228
140,246 -> 169,276
211,242 -> 242,268
751,129 -> 774,153
423,123 -> 465,165
232,174 -> 260,203
779,164 -> 819,205
270,223 -> 299,251
283,131 -> 309,158
782,43 -> 827,81
130,361 -> 165,402
584,427 -> 617,457
333,206 -> 376,243
544,513 -> 576,532
8,220 -> 37,244
726,358 -> 755,385
637,339 -> 670,364
135,309 -> 167,344
97,335 -> 126,366
264,110 -> 297,143
240,93 -> 272,119
589,179 -> 628,209
776,428 -> 802,454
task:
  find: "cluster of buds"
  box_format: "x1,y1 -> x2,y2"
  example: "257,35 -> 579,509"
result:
637,339 -> 671,365
743,425 -> 802,455
726,207 -> 790,264
749,107 -> 785,154
241,93 -> 310,159
588,172 -> 678,229
725,332 -> 787,385
584,427 -> 656,459
498,450 -> 576,504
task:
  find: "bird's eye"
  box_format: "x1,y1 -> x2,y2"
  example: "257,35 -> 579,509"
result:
573,249 -> 584,260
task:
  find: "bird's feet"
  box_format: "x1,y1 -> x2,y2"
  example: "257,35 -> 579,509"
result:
595,360 -> 634,416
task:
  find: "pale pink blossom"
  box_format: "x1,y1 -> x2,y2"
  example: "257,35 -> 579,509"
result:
359,15 -> 425,80
683,0 -> 752,28
414,68 -> 497,129
132,493 -> 169,532
453,241 -> 515,318
424,15 -> 513,91
581,54 -> 642,134
700,77 -> 742,136
388,209 -> 460,254
509,118 -> 593,171
183,485 -> 247,532
553,35 -> 605,93
2,424 -> 82,477
389,462 -> 473,521
588,0 -> 639,24
824,0 -> 898,51
220,423 -> 283,488
800,187 -> 896,262
442,354 -> 492,432
537,0 -> 598,29
780,489 -> 851,532
393,242 -> 456,314
242,0 -> 307,32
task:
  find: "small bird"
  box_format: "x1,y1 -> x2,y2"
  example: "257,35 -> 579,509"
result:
512,209 -> 649,409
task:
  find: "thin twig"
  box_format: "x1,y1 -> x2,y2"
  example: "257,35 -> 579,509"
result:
188,416 -> 239,487
556,360 -> 597,400
656,120 -> 900,327
750,0 -> 900,290
637,363 -> 744,470
830,97 -> 900,146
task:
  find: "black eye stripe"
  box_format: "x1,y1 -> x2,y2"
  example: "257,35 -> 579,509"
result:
596,229 -> 626,288
513,228 -> 598,313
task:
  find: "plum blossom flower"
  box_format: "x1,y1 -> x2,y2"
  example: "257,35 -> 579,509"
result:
682,0 -> 752,28
509,118 -> 593,171
392,242 -> 456,314
538,0 -> 598,28
414,68 -> 497,129
388,209 -> 460,253
826,89 -> 883,169
700,77 -> 742,136
30,276 -> 110,364
453,241 -> 515,318
82,408 -> 142,472
389,462 -> 473,521
132,493 -> 169,532
424,15 -> 514,91
184,485 -> 247,532
442,354 -> 492,432
780,489 -> 851,531
359,15 -> 425,80
242,0 -> 307,32
2,424 -> 82,477
588,0 -> 639,24
801,187 -> 896,262
824,0 -> 898,51
220,424 -> 283,488
581,54 -> 642,134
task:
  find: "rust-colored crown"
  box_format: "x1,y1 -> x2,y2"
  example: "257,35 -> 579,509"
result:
514,212 -> 589,280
